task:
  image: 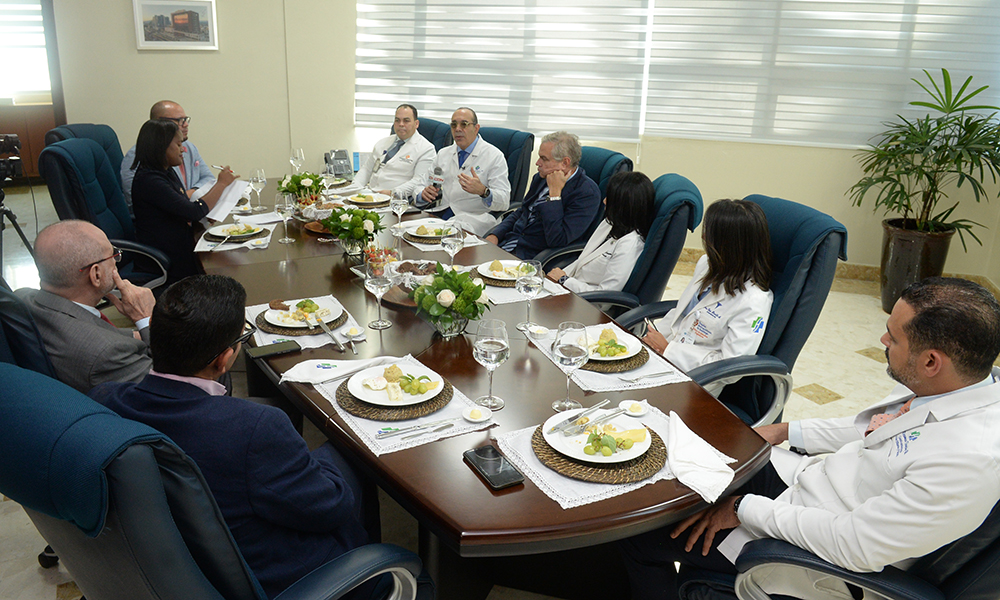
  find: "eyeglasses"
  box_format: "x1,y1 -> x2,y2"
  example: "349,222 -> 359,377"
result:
450,120 -> 476,130
164,116 -> 191,126
231,321 -> 257,349
78,247 -> 122,272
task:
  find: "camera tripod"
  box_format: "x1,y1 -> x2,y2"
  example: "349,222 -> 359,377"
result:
0,187 -> 34,277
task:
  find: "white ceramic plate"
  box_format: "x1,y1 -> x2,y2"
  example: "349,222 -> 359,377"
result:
406,223 -> 457,239
618,400 -> 650,417
585,325 -> 642,362
476,259 -> 533,281
542,408 -> 652,464
263,297 -> 343,329
344,192 -> 390,205
463,406 -> 492,423
208,223 -> 264,240
347,363 -> 445,407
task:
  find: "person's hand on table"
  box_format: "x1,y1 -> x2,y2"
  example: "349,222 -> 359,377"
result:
671,495 -> 741,556
642,328 -> 668,354
458,170 -> 488,197
547,267 -> 566,282
107,270 -> 155,323
485,234 -> 499,245
377,189 -> 392,195
755,423 -> 789,446
421,185 -> 440,204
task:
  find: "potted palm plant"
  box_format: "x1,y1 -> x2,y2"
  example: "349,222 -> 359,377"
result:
850,69 -> 1000,312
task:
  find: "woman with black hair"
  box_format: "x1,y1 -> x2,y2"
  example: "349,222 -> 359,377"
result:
643,198 -> 773,396
131,119 -> 238,284
546,171 -> 654,293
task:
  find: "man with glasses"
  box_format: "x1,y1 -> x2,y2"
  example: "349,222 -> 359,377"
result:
90,275 -> 404,600
121,100 -> 217,209
353,104 -> 435,198
419,107 -> 511,236
16,220 -> 155,393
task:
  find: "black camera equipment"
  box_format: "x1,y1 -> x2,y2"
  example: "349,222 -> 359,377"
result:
1,133 -> 34,275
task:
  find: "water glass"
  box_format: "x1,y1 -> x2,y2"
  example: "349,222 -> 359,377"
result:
275,193 -> 295,244
551,321 -> 589,411
365,250 -> 400,330
289,148 -> 305,173
390,192 -> 409,236
249,168 -> 267,213
473,319 -> 510,410
514,260 -> 543,332
441,229 -> 464,267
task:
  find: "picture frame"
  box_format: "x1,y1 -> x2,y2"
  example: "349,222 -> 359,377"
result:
132,0 -> 218,50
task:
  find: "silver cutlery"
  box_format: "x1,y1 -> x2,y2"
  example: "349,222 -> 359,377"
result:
546,398 -> 610,434
376,417 -> 460,440
211,234 -> 232,251
402,423 -> 454,440
618,371 -> 673,383
314,315 -> 346,352
563,407 -> 627,437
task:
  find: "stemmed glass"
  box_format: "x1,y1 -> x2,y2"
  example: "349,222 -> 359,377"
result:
289,148 -> 305,174
390,192 -> 409,237
551,321 -> 590,412
514,260 -> 543,332
441,228 -> 464,268
274,193 -> 295,244
365,250 -> 400,330
473,319 -> 510,410
249,168 -> 268,213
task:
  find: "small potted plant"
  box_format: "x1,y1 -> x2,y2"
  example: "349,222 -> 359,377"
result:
410,264 -> 490,338
320,207 -> 384,255
278,172 -> 324,204
850,68 -> 1000,311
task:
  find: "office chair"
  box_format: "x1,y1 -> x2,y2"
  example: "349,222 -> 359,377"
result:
387,116 -> 453,152
617,195 -> 847,426
0,362 -> 427,600
478,126 -> 535,210
579,146 -> 633,199
37,138 -> 170,290
44,123 -> 126,188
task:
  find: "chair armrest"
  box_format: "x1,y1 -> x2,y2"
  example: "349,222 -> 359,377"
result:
615,300 -> 679,330
686,356 -> 791,427
577,291 -> 640,313
110,239 -> 170,290
273,543 -> 424,600
535,243 -> 586,270
734,539 -> 944,600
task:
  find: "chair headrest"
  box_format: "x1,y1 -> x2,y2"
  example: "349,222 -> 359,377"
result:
0,364 -> 165,536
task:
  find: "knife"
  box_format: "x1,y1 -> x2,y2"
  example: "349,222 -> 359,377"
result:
545,399 -> 610,435
563,407 -> 627,437
211,234 -> 232,251
402,422 -> 454,440
315,315 -> 347,352
376,417 -> 460,439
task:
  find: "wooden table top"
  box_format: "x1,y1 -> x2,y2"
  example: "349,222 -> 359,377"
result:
199,189 -> 770,558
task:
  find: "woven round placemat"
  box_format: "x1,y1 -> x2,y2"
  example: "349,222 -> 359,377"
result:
475,267 -> 517,288
204,228 -> 271,243
402,232 -> 445,245
530,426 -> 666,484
254,309 -> 348,337
345,199 -> 390,209
336,378 -> 454,421
581,347 -> 650,374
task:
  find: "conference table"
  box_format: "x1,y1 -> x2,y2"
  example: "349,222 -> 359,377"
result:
198,189 -> 771,598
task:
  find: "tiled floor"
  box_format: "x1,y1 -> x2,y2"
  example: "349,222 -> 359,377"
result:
0,183 -> 896,599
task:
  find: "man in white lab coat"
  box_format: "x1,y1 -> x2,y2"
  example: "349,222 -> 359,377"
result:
353,104 -> 435,199
419,107 -> 510,236
621,277 -> 1000,600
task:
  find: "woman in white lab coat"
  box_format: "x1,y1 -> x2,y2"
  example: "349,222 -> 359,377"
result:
546,171 -> 654,293
643,199 -> 773,396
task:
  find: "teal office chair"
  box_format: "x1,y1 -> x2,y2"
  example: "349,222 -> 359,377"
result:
579,146 -> 632,199
479,126 -> 535,208
44,123 -> 126,189
388,116 -> 453,151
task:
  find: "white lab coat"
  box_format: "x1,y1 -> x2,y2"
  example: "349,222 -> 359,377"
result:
354,132 -> 435,198
733,370 -> 1000,600
562,220 -> 644,293
659,255 -> 773,396
428,136 -> 510,236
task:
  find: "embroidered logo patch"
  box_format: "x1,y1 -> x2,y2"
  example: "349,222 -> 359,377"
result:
752,316 -> 765,333
315,363 -> 335,370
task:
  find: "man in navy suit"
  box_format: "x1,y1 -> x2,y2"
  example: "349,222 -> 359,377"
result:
89,275 -> 394,599
485,131 -> 601,259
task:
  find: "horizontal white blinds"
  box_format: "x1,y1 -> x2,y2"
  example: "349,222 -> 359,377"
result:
0,0 -> 50,97
357,0 -> 1000,147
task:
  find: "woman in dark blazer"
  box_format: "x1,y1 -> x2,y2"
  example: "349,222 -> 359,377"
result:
130,119 -> 237,284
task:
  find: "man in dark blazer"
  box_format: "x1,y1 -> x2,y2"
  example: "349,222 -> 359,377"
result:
485,131 -> 601,259
89,275 -> 400,600
17,220 -> 154,393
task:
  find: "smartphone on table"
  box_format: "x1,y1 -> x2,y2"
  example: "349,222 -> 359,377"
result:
463,445 -> 525,490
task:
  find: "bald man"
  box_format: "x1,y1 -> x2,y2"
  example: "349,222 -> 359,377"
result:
121,100 -> 216,208
16,220 -> 155,393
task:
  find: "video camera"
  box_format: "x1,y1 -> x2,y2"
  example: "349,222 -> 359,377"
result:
0,134 -> 23,180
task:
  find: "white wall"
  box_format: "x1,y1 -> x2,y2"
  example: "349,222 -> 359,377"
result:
53,0 -> 1000,284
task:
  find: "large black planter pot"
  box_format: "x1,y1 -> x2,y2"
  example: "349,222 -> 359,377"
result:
880,218 -> 955,313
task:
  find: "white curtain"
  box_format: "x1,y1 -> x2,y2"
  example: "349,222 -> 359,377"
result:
0,0 -> 50,98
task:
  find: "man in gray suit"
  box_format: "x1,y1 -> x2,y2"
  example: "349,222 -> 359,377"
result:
18,220 -> 155,393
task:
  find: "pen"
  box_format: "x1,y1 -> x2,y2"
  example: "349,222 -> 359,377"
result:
644,318 -> 657,333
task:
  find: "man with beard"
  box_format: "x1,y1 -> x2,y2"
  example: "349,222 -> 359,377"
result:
620,277 -> 1000,600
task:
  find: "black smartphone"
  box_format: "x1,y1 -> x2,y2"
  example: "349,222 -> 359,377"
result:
463,446 -> 524,490
245,340 -> 301,360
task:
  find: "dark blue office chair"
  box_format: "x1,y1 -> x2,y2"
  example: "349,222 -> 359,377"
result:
479,126 -> 535,209
388,116 -> 453,152
38,138 -> 170,290
617,195 -> 847,426
0,362 -> 428,600
579,146 -> 632,199
44,123 -> 126,189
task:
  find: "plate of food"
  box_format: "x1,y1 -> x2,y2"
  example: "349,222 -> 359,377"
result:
584,326 -> 642,361
541,408 -> 651,464
475,259 -> 537,281
322,176 -> 349,187
208,223 -> 264,240
263,297 -> 343,328
347,363 -> 445,407
344,192 -> 390,206
405,223 -> 456,240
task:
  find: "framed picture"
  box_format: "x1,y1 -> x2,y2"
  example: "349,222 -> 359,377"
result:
133,0 -> 218,50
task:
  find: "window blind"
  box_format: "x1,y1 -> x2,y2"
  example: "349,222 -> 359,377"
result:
0,0 -> 50,98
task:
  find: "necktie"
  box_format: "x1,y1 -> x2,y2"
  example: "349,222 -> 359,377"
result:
865,397 -> 914,436
99,312 -> 115,327
383,138 -> 405,163
458,149 -> 469,168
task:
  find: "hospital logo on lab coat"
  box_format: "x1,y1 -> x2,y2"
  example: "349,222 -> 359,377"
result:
751,316 -> 765,333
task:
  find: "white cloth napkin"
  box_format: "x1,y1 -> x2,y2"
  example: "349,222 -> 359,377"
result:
246,296 -> 366,351
667,410 -> 735,503
527,322 -> 691,392
312,354 -> 495,455
196,226 -> 273,252
486,278 -> 570,305
240,212 -> 284,225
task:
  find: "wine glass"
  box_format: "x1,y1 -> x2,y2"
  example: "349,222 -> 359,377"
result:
289,148 -> 305,174
551,321 -> 590,412
390,192 -> 409,236
249,168 -> 268,213
365,250 -> 400,330
514,260 -> 543,332
441,228 -> 464,267
473,319 -> 510,410
274,193 -> 295,244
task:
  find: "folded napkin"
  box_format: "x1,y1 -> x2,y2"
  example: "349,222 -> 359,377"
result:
245,296 -> 366,351
240,212 -> 284,225
313,354 -> 495,455
279,356 -> 396,385
667,411 -> 735,503
196,227 -> 273,252
527,322 -> 690,392
486,278 -> 570,305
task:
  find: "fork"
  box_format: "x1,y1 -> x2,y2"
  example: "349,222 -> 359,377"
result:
618,371 -> 673,383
